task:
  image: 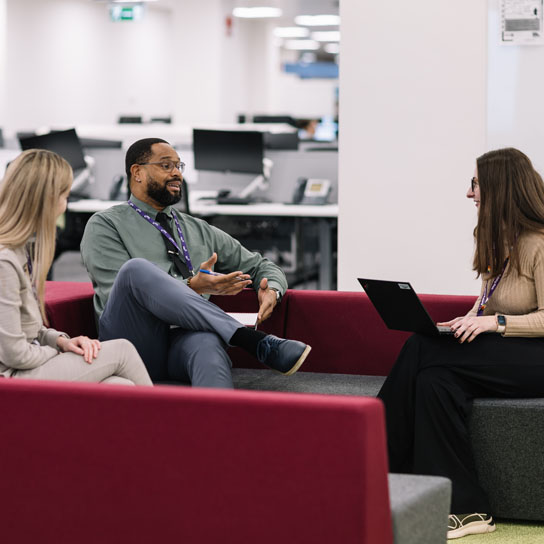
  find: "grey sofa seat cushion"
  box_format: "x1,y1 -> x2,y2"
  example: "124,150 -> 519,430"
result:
232,368 -> 544,522
232,368 -> 385,396
470,398 -> 544,520
389,474 -> 451,544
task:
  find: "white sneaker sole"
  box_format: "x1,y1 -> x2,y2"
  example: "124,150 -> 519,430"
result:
281,345 -> 311,376
447,520 -> 496,539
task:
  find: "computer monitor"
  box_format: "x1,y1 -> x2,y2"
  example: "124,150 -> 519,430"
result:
193,129 -> 264,175
252,115 -> 296,127
18,128 -> 87,171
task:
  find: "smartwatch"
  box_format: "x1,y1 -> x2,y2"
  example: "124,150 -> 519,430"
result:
496,315 -> 506,334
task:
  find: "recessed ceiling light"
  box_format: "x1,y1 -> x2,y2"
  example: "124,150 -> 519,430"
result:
284,39 -> 320,51
311,31 -> 340,42
273,27 -> 310,38
233,7 -> 283,18
295,14 -> 340,27
324,43 -> 340,54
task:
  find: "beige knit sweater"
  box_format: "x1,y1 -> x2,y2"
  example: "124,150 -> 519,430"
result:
468,231 -> 544,336
0,245 -> 67,377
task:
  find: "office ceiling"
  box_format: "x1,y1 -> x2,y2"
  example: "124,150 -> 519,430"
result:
156,0 -> 339,21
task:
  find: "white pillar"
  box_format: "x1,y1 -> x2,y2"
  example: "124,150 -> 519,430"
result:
0,0 -> 6,128
171,0 -> 224,124
338,0 -> 488,295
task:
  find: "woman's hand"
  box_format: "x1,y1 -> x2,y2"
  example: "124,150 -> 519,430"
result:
57,336 -> 101,363
437,315 -> 498,343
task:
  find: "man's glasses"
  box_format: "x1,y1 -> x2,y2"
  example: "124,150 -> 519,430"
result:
471,177 -> 479,192
138,160 -> 185,173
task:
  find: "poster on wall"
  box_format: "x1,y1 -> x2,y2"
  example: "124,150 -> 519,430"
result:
501,0 -> 544,44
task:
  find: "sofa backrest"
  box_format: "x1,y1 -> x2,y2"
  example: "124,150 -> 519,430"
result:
45,282 -> 477,376
0,379 -> 393,544
283,290 -> 477,375
45,281 -> 96,337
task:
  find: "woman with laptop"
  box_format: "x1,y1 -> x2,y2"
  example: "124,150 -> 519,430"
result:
0,149 -> 152,386
378,147 -> 544,539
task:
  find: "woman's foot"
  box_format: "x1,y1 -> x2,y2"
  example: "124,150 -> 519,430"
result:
447,513 -> 496,539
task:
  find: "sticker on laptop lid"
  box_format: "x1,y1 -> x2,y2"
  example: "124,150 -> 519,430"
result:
398,283 -> 411,290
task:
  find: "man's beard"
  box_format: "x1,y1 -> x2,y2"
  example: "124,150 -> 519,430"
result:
146,178 -> 182,207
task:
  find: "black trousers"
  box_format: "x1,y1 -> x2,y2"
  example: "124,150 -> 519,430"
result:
377,332 -> 544,514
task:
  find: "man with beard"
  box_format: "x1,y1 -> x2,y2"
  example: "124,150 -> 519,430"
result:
80,138 -> 310,387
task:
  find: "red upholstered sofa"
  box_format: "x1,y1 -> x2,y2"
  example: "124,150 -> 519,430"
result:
0,282 -> 405,544
27,282 -> 544,544
33,282 -> 456,544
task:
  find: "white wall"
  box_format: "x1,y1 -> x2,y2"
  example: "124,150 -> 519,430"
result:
487,0 -> 544,174
4,0 -> 176,129
0,0 -> 6,126
338,0 -> 488,295
171,0 -> 227,125
269,72 -> 337,119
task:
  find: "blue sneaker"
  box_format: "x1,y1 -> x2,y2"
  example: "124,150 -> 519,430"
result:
256,335 -> 311,376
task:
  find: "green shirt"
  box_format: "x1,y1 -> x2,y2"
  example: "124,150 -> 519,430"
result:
80,196 -> 287,318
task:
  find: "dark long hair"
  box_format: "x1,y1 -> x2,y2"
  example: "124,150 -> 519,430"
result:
473,147 -> 544,277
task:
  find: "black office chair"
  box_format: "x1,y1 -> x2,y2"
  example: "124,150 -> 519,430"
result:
150,116 -> 172,124
253,115 -> 297,127
118,115 -> 143,124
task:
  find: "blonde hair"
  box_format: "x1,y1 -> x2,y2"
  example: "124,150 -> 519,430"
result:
0,149 -> 72,322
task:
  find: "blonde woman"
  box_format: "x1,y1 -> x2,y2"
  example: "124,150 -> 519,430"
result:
0,149 -> 152,385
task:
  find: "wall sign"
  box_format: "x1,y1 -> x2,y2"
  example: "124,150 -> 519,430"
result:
501,0 -> 544,44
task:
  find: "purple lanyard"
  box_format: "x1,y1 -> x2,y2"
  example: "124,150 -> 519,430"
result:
128,201 -> 194,274
477,257 -> 509,316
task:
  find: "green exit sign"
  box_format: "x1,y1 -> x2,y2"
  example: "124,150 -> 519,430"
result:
109,5 -> 144,22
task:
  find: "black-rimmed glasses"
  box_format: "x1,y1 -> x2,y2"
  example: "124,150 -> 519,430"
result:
471,177 -> 479,192
139,160 -> 185,173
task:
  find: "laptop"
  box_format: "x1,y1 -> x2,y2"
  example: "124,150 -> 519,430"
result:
358,278 -> 454,335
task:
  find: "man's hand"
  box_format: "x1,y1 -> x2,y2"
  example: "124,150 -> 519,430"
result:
257,277 -> 278,324
57,335 -> 101,364
188,252 -> 252,295
437,315 -> 498,343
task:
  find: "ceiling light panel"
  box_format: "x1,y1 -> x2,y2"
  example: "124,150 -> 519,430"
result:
233,7 -> 283,18
324,43 -> 340,54
311,31 -> 340,42
284,39 -> 320,50
273,27 -> 310,38
295,14 -> 340,26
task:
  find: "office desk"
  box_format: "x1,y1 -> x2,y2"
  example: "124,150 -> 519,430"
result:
190,197 -> 338,290
67,198 -> 338,289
